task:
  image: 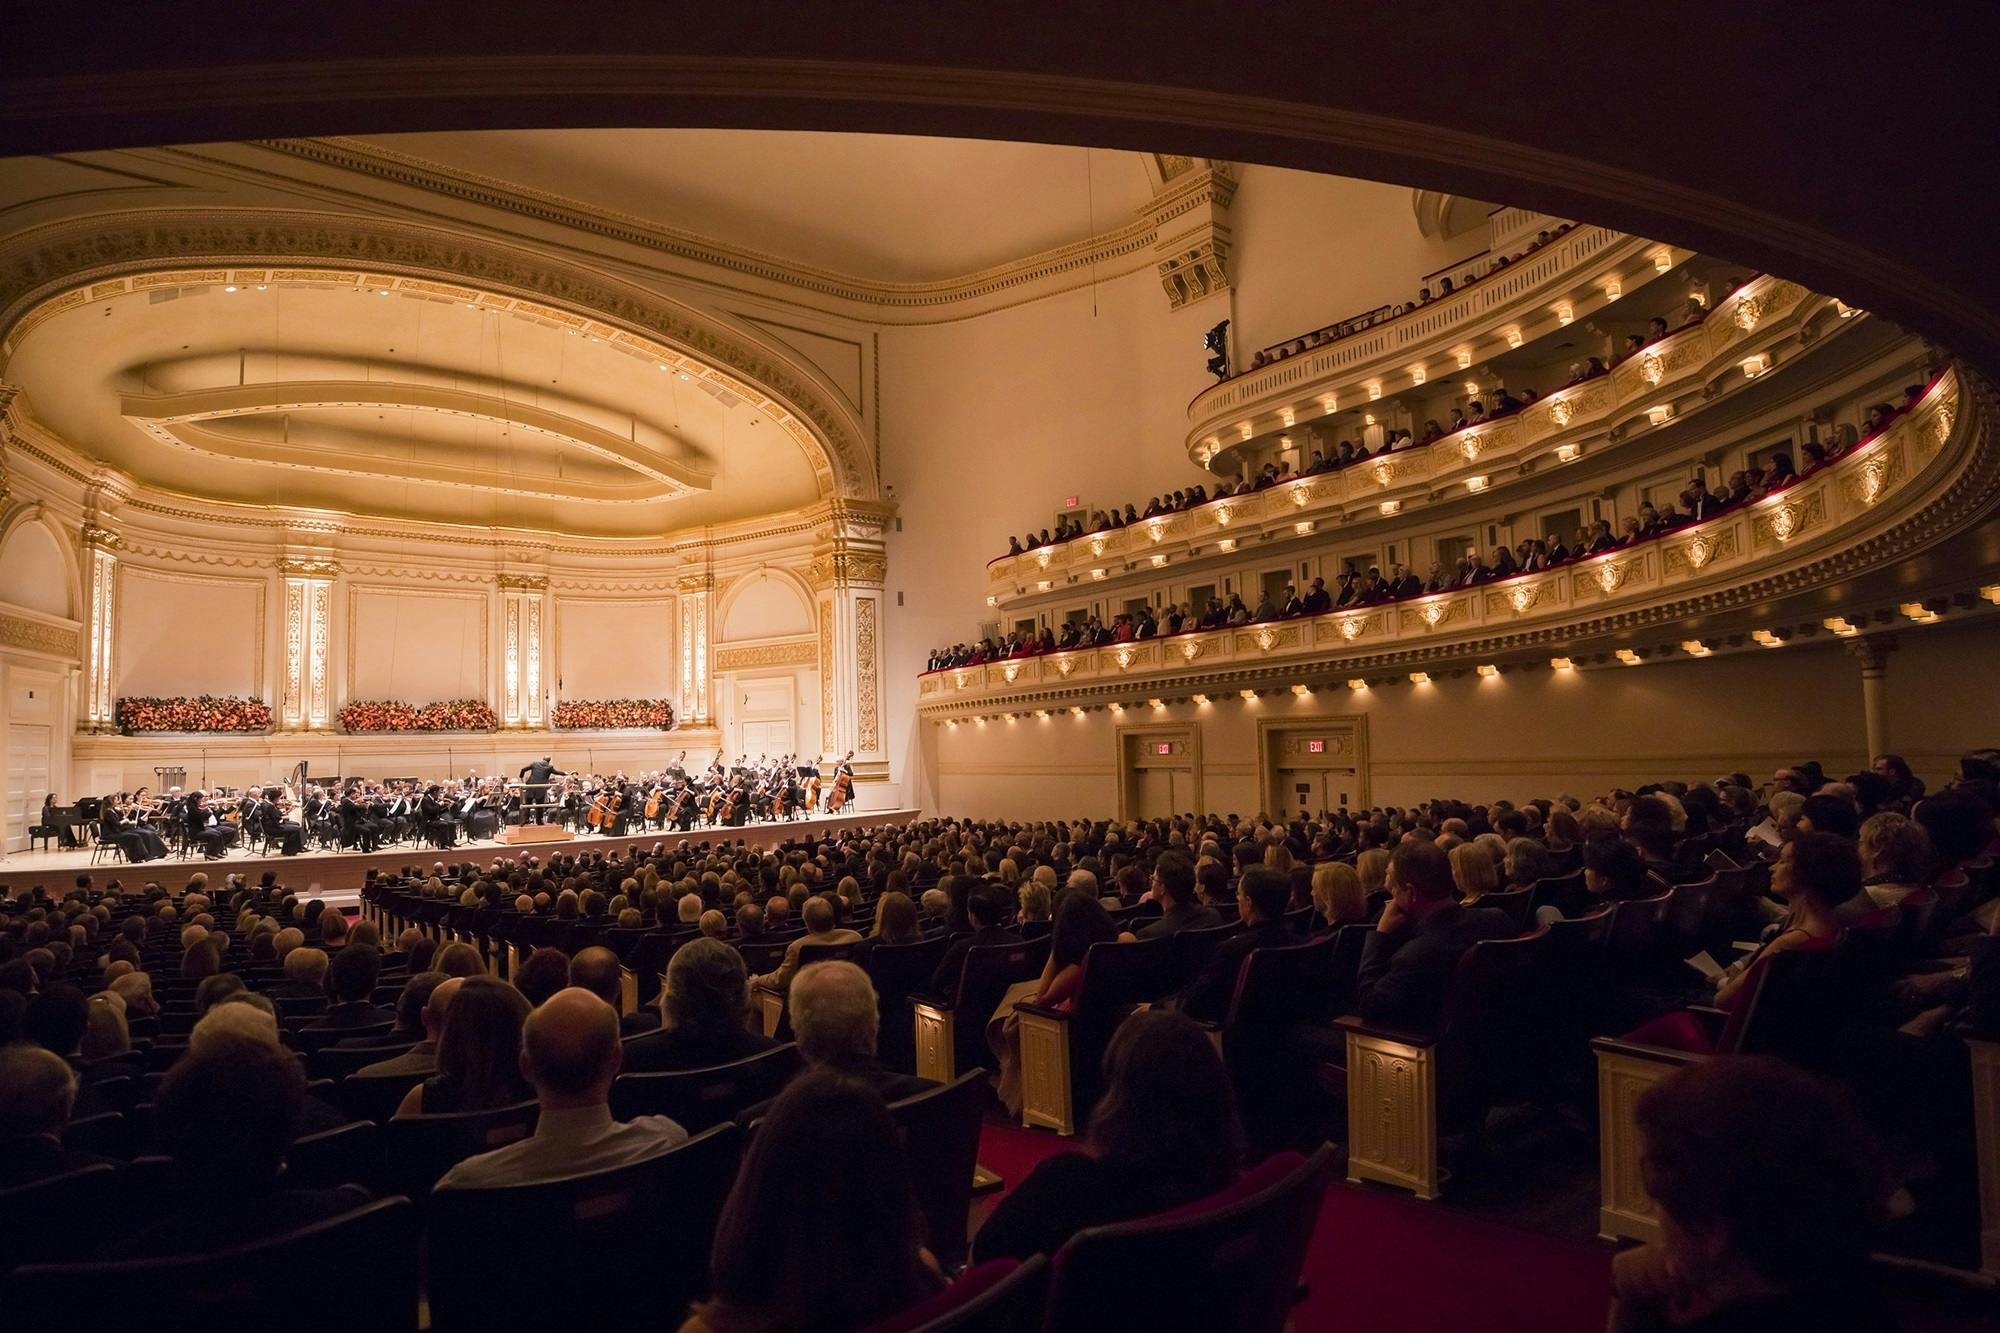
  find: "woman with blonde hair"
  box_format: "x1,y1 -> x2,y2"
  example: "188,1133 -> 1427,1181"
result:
1450,842 -> 1500,902
869,890 -> 920,945
1858,812 -> 1931,909
1355,848 -> 1391,896
1016,879 -> 1052,926
1262,842 -> 1296,876
1310,862 -> 1367,929
80,992 -> 131,1062
996,857 -> 1021,886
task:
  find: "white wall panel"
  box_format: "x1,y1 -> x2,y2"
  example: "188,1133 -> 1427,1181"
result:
348,586 -> 486,702
115,568 -> 264,699
554,597 -> 674,700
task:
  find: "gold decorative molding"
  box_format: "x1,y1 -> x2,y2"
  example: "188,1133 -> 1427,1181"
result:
496,572 -> 549,593
0,611 -> 80,659
1751,489 -> 1827,548
855,594 -> 880,753
278,557 -> 340,578
79,522 -> 122,551
805,547 -> 888,590
715,638 -> 817,671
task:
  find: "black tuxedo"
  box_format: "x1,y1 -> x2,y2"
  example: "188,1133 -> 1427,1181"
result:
1355,903 -> 1518,1032
1179,920 -> 1292,1022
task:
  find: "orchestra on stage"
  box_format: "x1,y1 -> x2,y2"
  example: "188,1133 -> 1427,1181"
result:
32,751 -> 862,864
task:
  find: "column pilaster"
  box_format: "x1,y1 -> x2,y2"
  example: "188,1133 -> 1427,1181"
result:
807,539 -> 888,768
499,574 -> 549,727
79,521 -> 121,731
1844,633 -> 1897,761
676,573 -> 714,726
278,557 -> 337,730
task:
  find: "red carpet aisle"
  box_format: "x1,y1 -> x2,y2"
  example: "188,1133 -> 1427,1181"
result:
973,1123 -> 1612,1333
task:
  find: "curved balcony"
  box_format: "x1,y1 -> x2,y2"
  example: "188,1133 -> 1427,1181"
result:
1184,224 -> 1680,462
923,366 -> 1983,714
988,273 -> 1820,601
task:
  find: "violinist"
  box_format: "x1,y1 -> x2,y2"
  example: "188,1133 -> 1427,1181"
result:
419,784 -> 461,849
339,784 -> 383,852
184,790 -> 239,859
103,794 -> 168,863
257,786 -> 305,856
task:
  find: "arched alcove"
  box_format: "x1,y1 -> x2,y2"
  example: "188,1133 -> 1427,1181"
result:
0,516 -> 74,619
718,569 -> 816,642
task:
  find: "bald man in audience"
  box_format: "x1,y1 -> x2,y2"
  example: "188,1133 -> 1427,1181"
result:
568,946 -> 659,1035
749,895 -> 860,993
435,988 -> 687,1190
271,946 -> 329,1000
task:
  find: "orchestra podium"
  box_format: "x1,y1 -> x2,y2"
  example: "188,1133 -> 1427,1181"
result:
497,823 -> 568,845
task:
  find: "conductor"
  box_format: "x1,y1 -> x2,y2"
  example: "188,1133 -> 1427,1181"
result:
518,755 -> 565,824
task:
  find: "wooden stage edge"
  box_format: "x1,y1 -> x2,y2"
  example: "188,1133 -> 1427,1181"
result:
0,808 -> 923,906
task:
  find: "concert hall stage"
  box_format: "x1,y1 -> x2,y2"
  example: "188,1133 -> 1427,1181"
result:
0,807 -> 922,906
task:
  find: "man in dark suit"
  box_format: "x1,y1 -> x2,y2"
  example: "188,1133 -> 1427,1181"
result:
339,786 -> 381,852
0,1044 -> 114,1187
928,881 -> 1020,996
568,945 -> 659,1036
299,944 -> 393,1033
1177,867 -> 1293,1022
1127,851 -> 1220,941
735,961 -> 933,1125
518,756 -> 563,824
1356,840 -> 1517,1031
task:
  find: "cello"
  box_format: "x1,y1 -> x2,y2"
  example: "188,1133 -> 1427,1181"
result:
826,751 -> 854,814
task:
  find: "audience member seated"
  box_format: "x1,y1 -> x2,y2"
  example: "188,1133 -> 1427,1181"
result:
395,975 -> 532,1117
436,987 -> 687,1190
683,1071 -> 943,1333
622,937 -> 778,1073
974,1010 -> 1242,1262
1355,840 -> 1518,1030
735,961 -> 931,1123
514,946 -> 572,1007
748,895 -> 860,994
300,941 -> 391,1033
569,945 -> 658,1035
353,973 -> 457,1081
989,892 -> 1120,1115
1122,850 -> 1218,941
0,1043 -> 110,1186
129,1037 -> 372,1253
1608,1056 -> 1891,1331
928,880 -> 1021,995
1175,867 -> 1293,1022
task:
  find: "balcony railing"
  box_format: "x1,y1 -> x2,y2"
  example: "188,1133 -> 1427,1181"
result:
921,367 -> 1965,711
986,274 -> 1815,599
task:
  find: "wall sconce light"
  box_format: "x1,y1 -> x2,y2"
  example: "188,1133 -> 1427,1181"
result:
1109,702 -> 1125,713
1463,379 -> 1480,397
1410,365 -> 1427,386
1556,302 -> 1574,325
1238,422 -> 1253,439
1072,706 -> 1086,716
1408,672 -> 1431,685
1190,693 -> 1209,705
1279,434 -> 1293,449
1648,405 -> 1673,426
1148,698 -> 1166,710
1346,679 -> 1369,691
1751,629 -> 1786,647
1363,412 -> 1377,426
1379,500 -> 1401,516
1506,327 -> 1524,348
1555,443 -> 1581,463
1457,350 -> 1473,369
1604,279 -> 1623,300
1466,475 -> 1489,493
1653,250 -> 1673,272
1291,683 -> 1312,696
1295,521 -> 1314,535
1216,538 -> 1237,553
1037,579 -> 1052,592
1240,689 -> 1259,701
1549,656 -> 1575,671
1834,299 -> 1859,319
1899,601 -> 1941,624
1280,407 -> 1296,427
1823,617 -> 1859,637
1741,353 -> 1769,378
1615,648 -> 1641,665
1034,709 -> 1049,719
1681,639 -> 1712,657
1151,553 -> 1168,567
1321,395 -> 1338,414
974,715 -> 987,726
1090,568 -> 1106,580
986,595 -> 998,606
1002,712 -> 1016,723
1476,663 -> 1499,678
1368,382 -> 1382,400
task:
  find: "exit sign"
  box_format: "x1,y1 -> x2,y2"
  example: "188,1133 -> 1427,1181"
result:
1064,496 -> 1080,508
1306,739 -> 1325,753
1154,742 -> 1173,755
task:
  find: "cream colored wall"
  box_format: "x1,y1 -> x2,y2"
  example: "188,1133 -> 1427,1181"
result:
0,520 -> 72,619
927,620 -> 2000,820
554,597 -> 675,700
115,568 -> 264,700
347,586 -> 487,702
1227,168 -> 1492,357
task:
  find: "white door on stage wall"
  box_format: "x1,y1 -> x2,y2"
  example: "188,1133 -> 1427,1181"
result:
6,723 -> 53,853
738,720 -> 795,760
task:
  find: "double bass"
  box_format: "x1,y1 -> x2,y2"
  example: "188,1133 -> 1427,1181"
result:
586,782 -> 624,831
826,751 -> 854,814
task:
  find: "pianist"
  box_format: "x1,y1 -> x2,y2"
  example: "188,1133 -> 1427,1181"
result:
41,793 -> 81,849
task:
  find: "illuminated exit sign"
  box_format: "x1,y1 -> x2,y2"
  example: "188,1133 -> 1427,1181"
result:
1064,496 -> 1080,508
1154,742 -> 1172,755
1306,739 -> 1325,753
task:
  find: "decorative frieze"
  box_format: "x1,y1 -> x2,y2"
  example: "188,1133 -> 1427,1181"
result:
715,638 -> 817,671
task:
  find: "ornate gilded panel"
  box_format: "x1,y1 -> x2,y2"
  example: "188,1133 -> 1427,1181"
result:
1398,596 -> 1469,633
1238,624 -> 1301,653
1660,525 -> 1740,577
1483,578 -> 1553,617
855,596 -> 879,752
1750,487 -> 1828,548
1571,556 -> 1643,599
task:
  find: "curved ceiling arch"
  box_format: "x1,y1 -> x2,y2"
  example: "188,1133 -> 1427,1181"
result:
3,9 -> 1994,372
0,211 -> 880,517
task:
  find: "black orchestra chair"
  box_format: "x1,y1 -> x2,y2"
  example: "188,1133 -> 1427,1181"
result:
283,1120 -> 378,1190
427,1124 -> 742,1333
858,1256 -> 1048,1333
0,1165 -> 123,1274
862,933 -> 951,1071
378,1099 -> 540,1202
2,1197 -> 419,1333
911,935 -> 1051,1083
756,938 -> 865,1038
609,1043 -> 803,1132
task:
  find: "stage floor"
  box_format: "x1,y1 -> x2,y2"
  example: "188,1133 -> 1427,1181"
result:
0,808 -> 922,905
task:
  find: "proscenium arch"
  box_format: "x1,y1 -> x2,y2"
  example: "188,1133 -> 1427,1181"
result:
2,8 -> 1996,373
0,212 -> 879,503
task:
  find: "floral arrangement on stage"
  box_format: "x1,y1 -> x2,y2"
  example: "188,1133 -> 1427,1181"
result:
551,699 -> 677,730
115,695 -> 273,734
337,698 -> 500,732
